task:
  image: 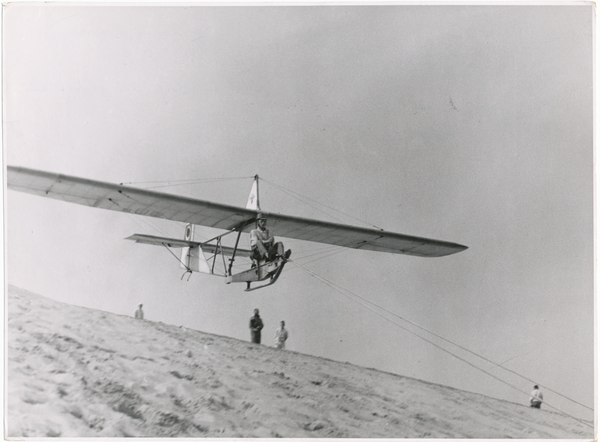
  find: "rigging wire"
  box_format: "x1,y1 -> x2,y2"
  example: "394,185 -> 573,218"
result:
291,260 -> 593,427
257,178 -> 592,416
120,176 -> 253,188
281,243 -> 343,262
162,243 -> 191,272
260,178 -> 385,230
286,246 -> 348,268
126,178 -> 241,184
107,197 -> 170,238
125,213 -> 168,237
160,240 -> 250,278
107,192 -> 174,238
119,174 -> 592,424
160,243 -> 240,277
313,265 -> 592,413
275,239 -> 592,414
145,177 -> 252,190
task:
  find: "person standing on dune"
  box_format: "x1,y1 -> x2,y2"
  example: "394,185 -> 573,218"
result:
249,308 -> 263,344
274,320 -> 288,349
134,303 -> 144,320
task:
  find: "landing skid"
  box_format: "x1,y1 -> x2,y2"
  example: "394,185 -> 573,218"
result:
245,258 -> 288,292
227,250 -> 291,291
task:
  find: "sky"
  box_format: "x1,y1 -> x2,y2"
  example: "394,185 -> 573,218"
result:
4,2 -> 595,427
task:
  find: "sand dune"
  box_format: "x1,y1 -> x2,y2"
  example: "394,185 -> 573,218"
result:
6,285 -> 592,438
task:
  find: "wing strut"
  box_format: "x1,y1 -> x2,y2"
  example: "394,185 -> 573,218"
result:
227,218 -> 257,277
157,243 -> 194,280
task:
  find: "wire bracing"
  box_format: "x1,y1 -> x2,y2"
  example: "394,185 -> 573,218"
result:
290,260 -> 593,428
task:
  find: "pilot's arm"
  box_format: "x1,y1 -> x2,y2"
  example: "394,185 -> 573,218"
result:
263,231 -> 274,246
251,229 -> 273,259
251,229 -> 273,247
250,230 -> 258,248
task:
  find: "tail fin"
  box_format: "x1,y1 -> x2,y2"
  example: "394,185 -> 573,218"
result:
180,223 -> 194,270
246,175 -> 260,210
180,224 -> 209,273
183,224 -> 194,242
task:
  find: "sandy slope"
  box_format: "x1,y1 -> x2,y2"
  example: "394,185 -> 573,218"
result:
6,285 -> 593,438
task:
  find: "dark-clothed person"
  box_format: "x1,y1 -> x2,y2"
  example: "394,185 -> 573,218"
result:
249,308 -> 264,344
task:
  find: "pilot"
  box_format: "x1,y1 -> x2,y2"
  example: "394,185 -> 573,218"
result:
250,212 -> 290,263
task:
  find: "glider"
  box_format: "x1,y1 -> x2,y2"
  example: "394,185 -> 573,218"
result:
7,166 -> 468,291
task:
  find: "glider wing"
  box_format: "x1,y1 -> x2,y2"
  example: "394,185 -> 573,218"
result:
8,166 -> 256,230
8,166 -> 467,257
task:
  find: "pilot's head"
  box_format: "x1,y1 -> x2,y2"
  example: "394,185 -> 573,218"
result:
256,212 -> 267,229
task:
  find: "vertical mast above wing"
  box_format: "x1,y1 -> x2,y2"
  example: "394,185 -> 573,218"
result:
245,175 -> 260,211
